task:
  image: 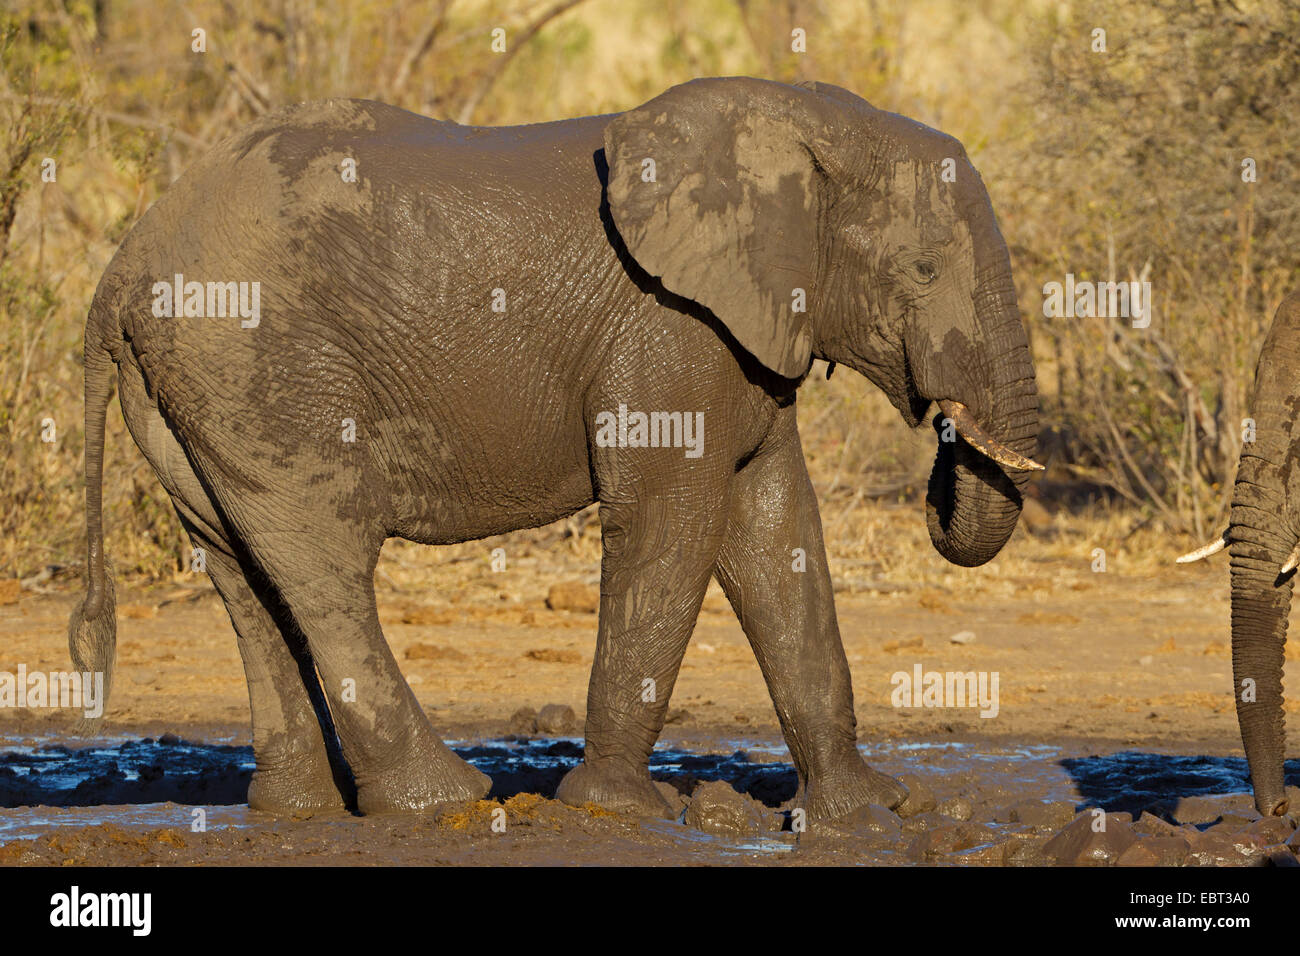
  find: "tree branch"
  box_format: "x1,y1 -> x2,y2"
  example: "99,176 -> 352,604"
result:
454,0 -> 588,125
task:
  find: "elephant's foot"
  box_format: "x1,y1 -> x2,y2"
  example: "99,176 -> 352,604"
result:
556,759 -> 676,819
802,758 -> 908,821
247,761 -> 348,816
354,743 -> 491,815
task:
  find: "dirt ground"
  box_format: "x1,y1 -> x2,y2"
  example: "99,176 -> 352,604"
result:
1,504 -> 1296,866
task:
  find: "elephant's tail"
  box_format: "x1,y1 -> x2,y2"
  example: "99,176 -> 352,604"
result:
68,314 -> 118,731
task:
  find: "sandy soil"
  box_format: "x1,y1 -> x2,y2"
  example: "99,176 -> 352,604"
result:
0,542 -> 1255,743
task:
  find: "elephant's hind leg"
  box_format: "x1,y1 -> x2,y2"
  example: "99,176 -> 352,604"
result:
226,516 -> 490,813
119,378 -> 349,814
179,517 -> 351,814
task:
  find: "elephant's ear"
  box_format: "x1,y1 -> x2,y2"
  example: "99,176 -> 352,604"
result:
603,78 -> 831,379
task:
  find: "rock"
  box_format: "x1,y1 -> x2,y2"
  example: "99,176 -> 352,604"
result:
0,579 -> 20,605
664,708 -> 691,725
883,636 -> 924,653
404,642 -> 467,661
535,703 -> 578,735
937,796 -> 974,821
949,630 -> 976,645
1266,847 -> 1300,867
508,706 -> 537,735
949,841 -> 1009,865
1212,810 -> 1262,831
1185,829 -> 1261,866
832,804 -> 903,842
654,781 -> 688,818
1147,836 -> 1193,865
546,581 -> 599,613
1117,836 -> 1190,866
1042,811 -> 1137,866
894,774 -> 937,818
1237,815 -> 1294,845
1003,800 -> 1077,830
524,648 -> 582,663
906,823 -> 998,859
966,802 -> 1001,825
1285,785 -> 1300,812
1171,793 -> 1256,826
1115,843 -> 1161,866
684,780 -> 765,835
1229,832 -> 1273,858
1005,834 -> 1051,865
900,811 -> 947,834
1132,811 -> 1181,837
400,605 -> 456,626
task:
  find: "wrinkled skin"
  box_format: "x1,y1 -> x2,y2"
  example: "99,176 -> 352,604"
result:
69,77 -> 1038,820
1222,293 -> 1300,816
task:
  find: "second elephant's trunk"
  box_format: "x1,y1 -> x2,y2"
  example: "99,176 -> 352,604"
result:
1229,548 -> 1290,815
1229,294 -> 1300,815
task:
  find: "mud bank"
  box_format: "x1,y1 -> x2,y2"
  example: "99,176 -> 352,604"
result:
2,728 -> 1297,866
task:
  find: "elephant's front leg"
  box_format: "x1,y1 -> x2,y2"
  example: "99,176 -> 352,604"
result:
556,487 -> 727,817
714,411 -> 907,821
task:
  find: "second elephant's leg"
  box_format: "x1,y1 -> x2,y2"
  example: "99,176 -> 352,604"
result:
713,410 -> 907,820
556,491 -> 727,817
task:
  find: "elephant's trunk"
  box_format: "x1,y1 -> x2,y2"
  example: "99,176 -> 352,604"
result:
924,270 -> 1039,568
1228,295 -> 1300,815
1229,545 -> 1290,815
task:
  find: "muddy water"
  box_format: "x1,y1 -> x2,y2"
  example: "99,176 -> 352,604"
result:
0,730 -> 1282,865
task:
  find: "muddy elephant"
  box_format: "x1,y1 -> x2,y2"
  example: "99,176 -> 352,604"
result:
69,77 -> 1040,821
1180,292 -> 1300,815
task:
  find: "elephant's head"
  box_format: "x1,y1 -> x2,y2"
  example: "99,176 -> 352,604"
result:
1182,293 -> 1300,815
603,77 -> 1041,567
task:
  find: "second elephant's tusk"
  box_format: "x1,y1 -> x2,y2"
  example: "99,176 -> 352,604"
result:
1176,532 -> 1227,564
1281,542 -> 1300,575
937,400 -> 1045,472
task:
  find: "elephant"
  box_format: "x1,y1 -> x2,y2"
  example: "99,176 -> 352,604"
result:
68,76 -> 1041,821
1180,291 -> 1300,816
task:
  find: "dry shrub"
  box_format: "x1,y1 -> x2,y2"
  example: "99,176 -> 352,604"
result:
3,0 -> 1290,585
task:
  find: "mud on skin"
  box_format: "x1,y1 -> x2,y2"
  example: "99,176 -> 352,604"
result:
68,77 -> 1040,825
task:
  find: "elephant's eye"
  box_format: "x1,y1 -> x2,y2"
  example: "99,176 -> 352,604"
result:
913,260 -> 938,285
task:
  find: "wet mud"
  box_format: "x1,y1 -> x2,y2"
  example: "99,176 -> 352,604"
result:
3,729 -> 1297,865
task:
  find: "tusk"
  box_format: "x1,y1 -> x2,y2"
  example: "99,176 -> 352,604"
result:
1176,532 -> 1227,564
937,400 -> 1045,471
1282,542 -> 1300,575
